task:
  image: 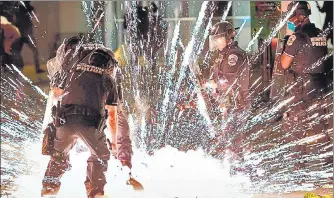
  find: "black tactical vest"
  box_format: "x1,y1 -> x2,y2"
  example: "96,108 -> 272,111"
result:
292,23 -> 328,74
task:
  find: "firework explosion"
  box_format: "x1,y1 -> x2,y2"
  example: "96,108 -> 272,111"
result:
0,1 -> 333,197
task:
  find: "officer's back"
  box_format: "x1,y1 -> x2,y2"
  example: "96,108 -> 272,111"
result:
61,64 -> 114,116
60,44 -> 118,121
286,23 -> 328,74
281,1 -> 329,101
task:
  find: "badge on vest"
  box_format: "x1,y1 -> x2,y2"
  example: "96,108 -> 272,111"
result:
228,54 -> 238,66
287,35 -> 296,46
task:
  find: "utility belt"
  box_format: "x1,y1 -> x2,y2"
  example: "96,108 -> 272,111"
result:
284,71 -> 326,122
287,70 -> 325,81
286,70 -> 326,91
55,104 -> 107,131
42,104 -> 108,157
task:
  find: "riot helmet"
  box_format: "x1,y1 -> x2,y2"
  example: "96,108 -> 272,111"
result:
287,1 -> 311,19
209,21 -> 236,51
286,1 -> 311,32
64,35 -> 84,52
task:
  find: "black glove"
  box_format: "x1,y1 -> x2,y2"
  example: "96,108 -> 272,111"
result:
282,35 -> 290,53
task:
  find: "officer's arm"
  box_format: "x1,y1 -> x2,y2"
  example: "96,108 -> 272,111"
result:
50,87 -> 64,99
105,81 -> 119,148
105,105 -> 118,145
280,54 -> 294,69
235,54 -> 250,108
3,23 -> 21,55
280,34 -> 300,69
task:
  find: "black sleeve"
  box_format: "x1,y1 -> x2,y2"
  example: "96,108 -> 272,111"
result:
283,34 -> 303,58
224,52 -> 245,82
117,83 -> 123,101
106,80 -> 118,106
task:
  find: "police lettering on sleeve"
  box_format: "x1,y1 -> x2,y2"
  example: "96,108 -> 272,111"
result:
283,34 -> 304,58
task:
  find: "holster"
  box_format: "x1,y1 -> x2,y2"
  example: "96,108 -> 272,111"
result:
41,103 -> 61,156
97,110 -> 108,132
42,122 -> 57,156
55,101 -> 61,127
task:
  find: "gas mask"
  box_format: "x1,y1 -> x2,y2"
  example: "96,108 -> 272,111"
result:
287,21 -> 296,32
287,16 -> 307,32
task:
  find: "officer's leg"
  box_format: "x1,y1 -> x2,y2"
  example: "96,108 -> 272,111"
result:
10,38 -> 24,70
41,124 -> 77,196
24,30 -> 42,72
75,125 -> 110,197
116,102 -> 132,168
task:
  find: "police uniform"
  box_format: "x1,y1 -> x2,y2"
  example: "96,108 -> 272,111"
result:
42,42 -> 118,197
212,41 -> 250,110
208,21 -> 251,160
283,21 -> 328,116
281,2 -> 331,172
211,41 -> 250,160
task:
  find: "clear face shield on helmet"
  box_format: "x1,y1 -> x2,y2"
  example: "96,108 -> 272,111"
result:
46,43 -> 66,80
209,33 -> 227,52
106,60 -> 118,79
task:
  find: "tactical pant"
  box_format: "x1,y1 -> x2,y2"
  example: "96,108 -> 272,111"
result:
284,72 -> 325,117
212,107 -> 249,160
283,73 -> 328,170
114,102 -> 133,167
42,115 -> 110,197
224,108 -> 249,153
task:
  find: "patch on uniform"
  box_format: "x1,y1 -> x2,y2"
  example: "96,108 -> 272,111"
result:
311,37 -> 327,46
287,35 -> 296,46
228,54 -> 238,66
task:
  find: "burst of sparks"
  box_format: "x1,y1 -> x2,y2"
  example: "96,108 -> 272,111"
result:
1,1 -> 333,197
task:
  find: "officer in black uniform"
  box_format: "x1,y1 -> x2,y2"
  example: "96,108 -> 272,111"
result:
209,21 -> 250,109
281,1 -> 328,119
41,37 -> 119,198
208,21 -> 250,160
280,1 -> 331,171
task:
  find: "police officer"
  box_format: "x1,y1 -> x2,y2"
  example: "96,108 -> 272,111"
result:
41,37 -> 119,198
209,21 -> 250,110
280,1 -> 331,171
281,1 -> 328,119
0,15 -> 21,68
208,21 -> 250,161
